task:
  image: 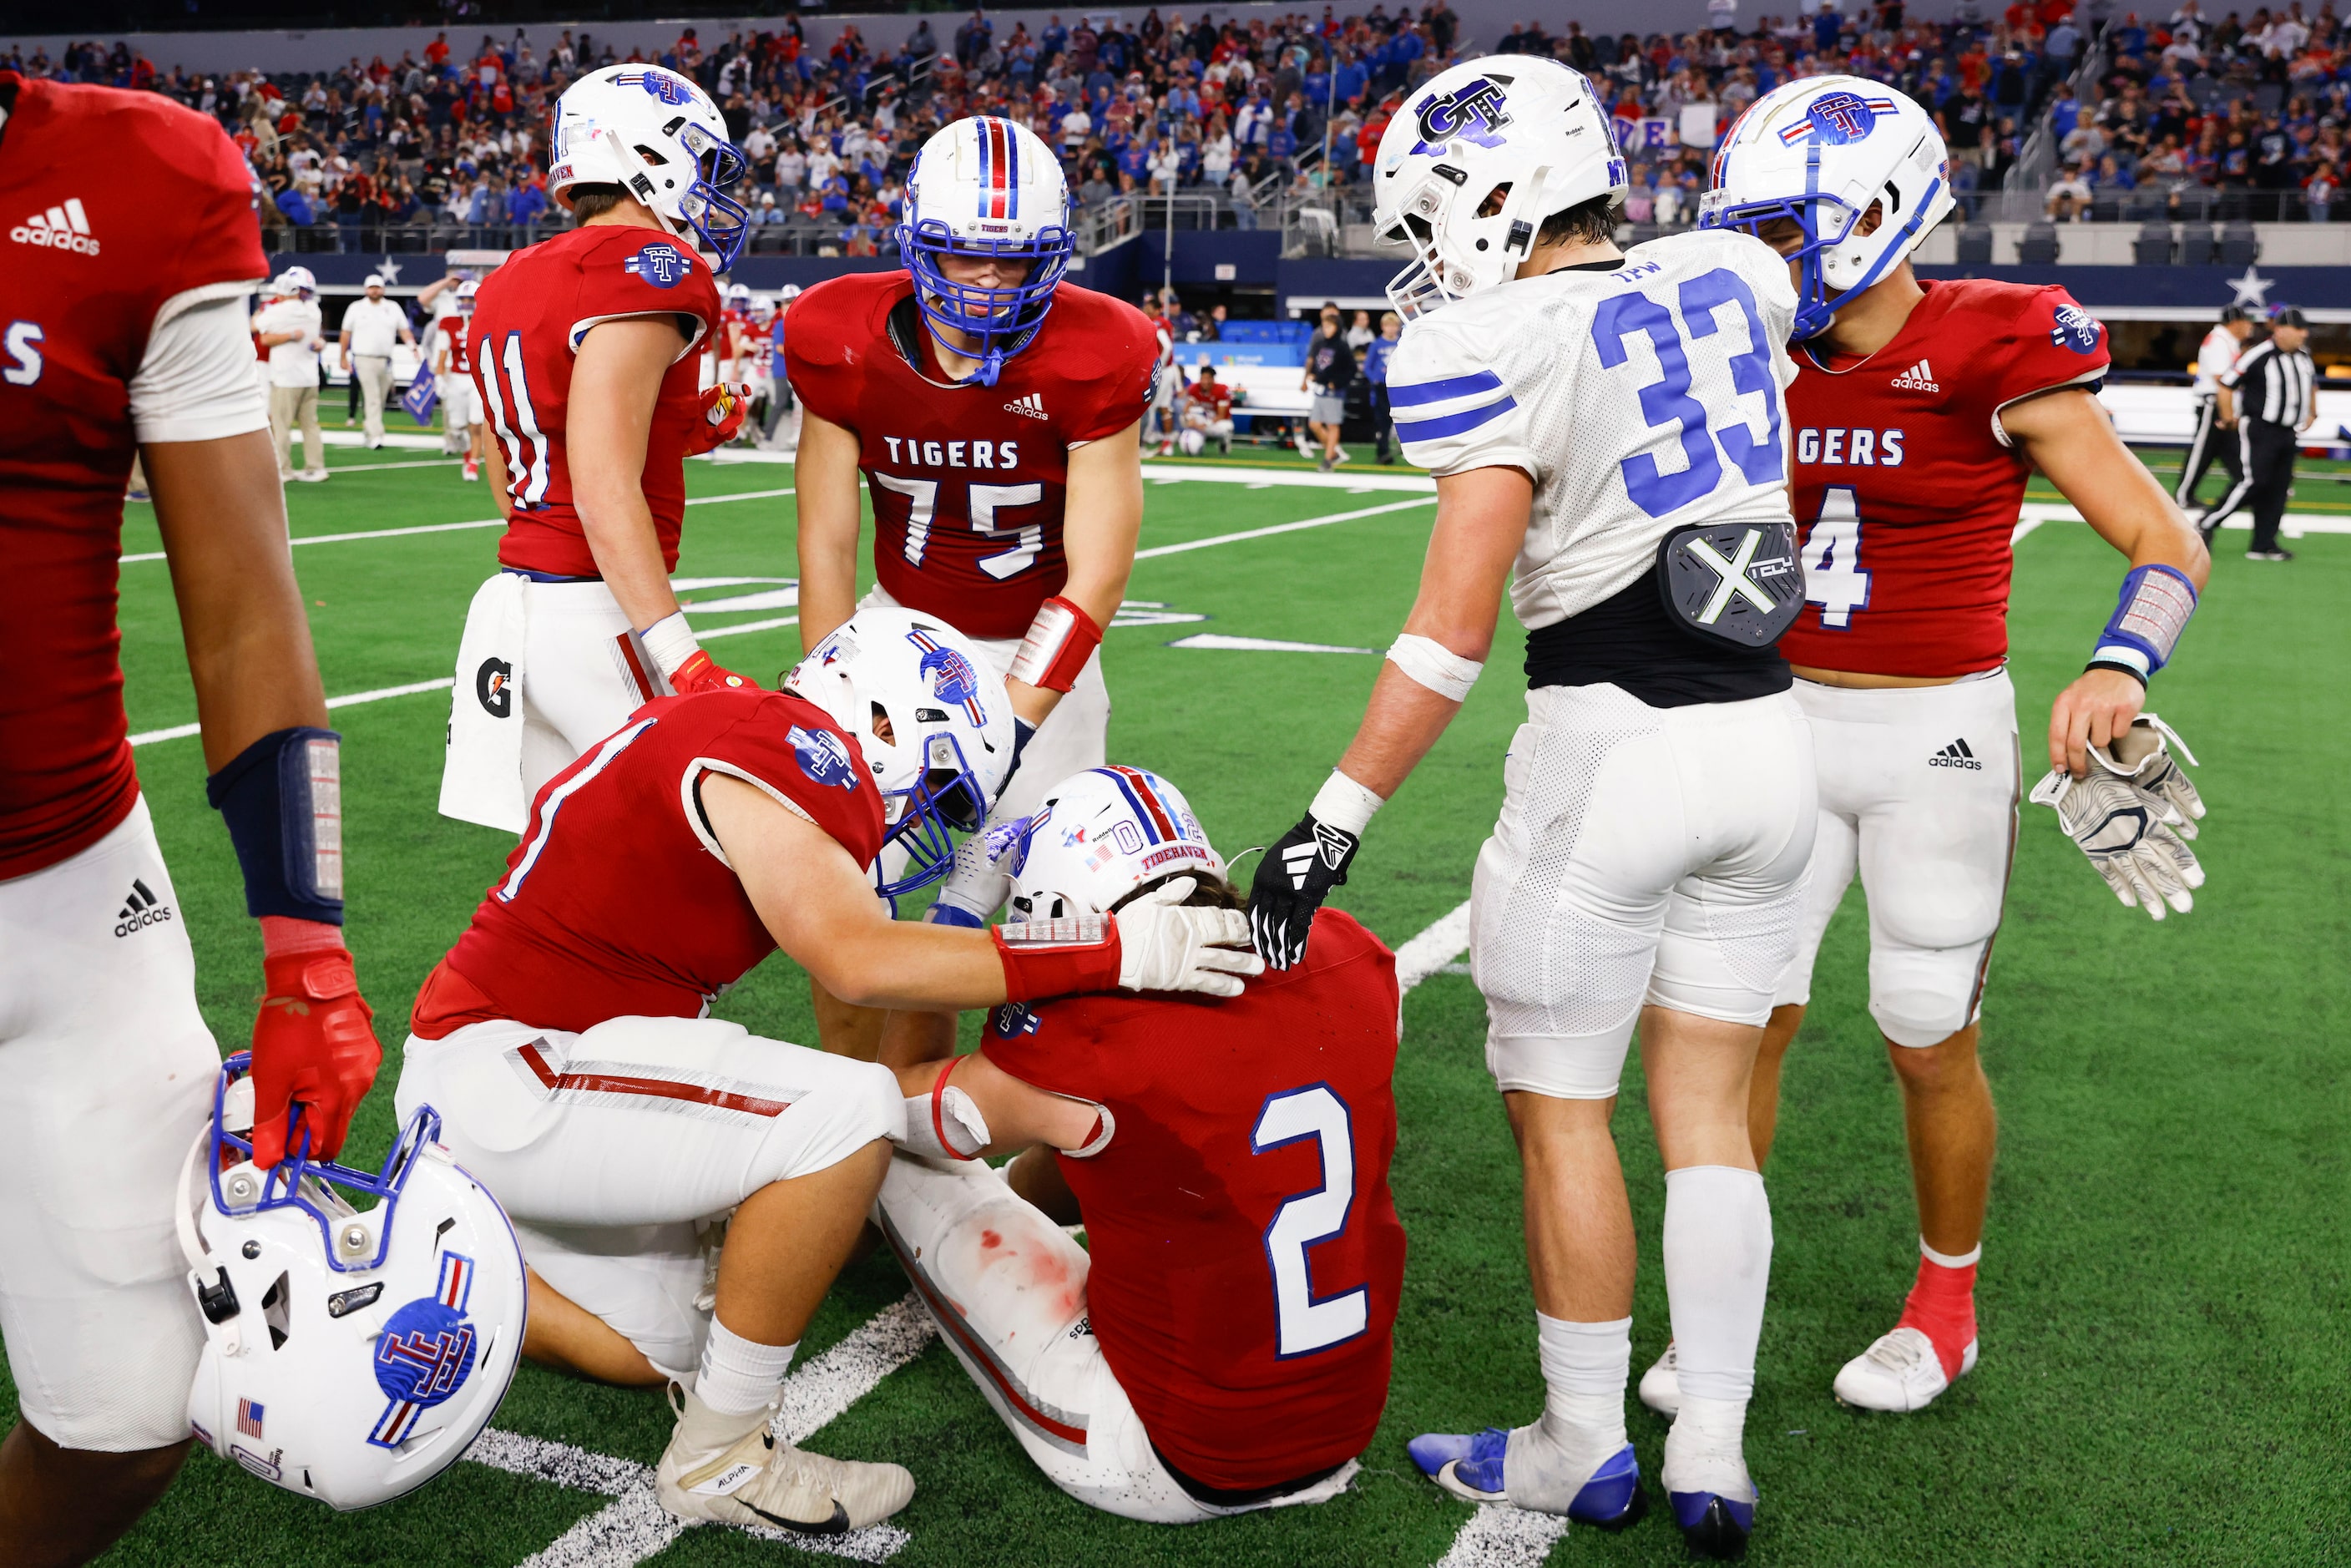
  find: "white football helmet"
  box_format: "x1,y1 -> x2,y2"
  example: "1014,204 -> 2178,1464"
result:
1006,766 -> 1226,921
453,279 -> 479,315
727,282 -> 752,309
1701,77 -> 1954,339
898,115 -> 1075,387
782,607 -> 1017,898
549,63 -> 751,269
276,265 -> 318,298
1373,56 -> 1629,319
179,1055 -> 526,1512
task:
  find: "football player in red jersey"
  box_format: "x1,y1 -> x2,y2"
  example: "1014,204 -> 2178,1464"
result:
1653,79 -> 2212,1416
397,610 -> 1258,1532
0,72 -> 380,1564
879,766 -> 1404,1521
437,63 -> 757,837
787,114 -> 1158,1053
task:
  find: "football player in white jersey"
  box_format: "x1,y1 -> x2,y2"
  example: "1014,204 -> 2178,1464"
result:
1247,58 -> 1813,1559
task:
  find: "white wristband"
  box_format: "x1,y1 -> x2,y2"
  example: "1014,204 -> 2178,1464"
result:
1310,769 -> 1386,836
640,609 -> 702,680
1386,632 -> 1484,702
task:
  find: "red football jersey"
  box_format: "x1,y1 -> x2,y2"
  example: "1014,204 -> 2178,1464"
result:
0,73 -> 268,879
1781,278 -> 2110,678
717,306 -> 750,362
785,272 -> 1158,640
1183,379 -> 1233,421
416,690 -> 884,1037
435,312 -> 472,374
471,224 -> 721,579
983,909 -> 1405,1491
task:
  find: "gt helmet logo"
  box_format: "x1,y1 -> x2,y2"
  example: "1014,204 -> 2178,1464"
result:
917,641 -> 988,726
1777,90 -> 1898,145
614,68 -> 695,104
1412,78 -> 1513,153
368,1252 -> 480,1449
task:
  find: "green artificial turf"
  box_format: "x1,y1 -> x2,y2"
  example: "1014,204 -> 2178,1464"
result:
38,444 -> 2350,1566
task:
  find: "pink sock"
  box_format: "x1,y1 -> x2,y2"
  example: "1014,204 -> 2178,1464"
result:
1895,1239 -> 1979,1381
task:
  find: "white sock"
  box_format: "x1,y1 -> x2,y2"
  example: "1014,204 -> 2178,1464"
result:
695,1316 -> 797,1417
1662,1165 -> 1772,1406
1534,1313 -> 1631,1455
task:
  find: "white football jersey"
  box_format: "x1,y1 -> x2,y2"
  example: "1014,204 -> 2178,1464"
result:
1388,229 -> 1800,631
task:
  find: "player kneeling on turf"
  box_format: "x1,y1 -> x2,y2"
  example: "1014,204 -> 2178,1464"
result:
878,766 -> 1406,1523
395,612 -> 1260,1535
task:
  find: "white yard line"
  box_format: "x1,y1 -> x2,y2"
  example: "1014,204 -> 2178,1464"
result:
1432,1505 -> 1574,1568
1142,460 -> 1437,494
1135,495 -> 1436,560
2017,499 -> 2351,536
1393,902 -> 1474,994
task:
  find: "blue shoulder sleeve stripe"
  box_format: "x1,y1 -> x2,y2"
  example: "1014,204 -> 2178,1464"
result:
1394,396 -> 1519,443
1388,368 -> 1506,408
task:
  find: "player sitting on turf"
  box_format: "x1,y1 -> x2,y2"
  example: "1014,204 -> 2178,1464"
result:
877,766 -> 1405,1523
437,63 -> 758,838
397,609 -> 1261,1535
1180,365 -> 1236,454
1656,78 -> 2212,1418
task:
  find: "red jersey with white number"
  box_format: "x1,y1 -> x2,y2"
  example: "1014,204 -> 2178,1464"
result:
435,312 -> 471,374
982,909 -> 1404,1491
413,690 -> 884,1037
0,73 -> 267,879
1183,379 -> 1232,422
1781,278 -> 2109,678
471,224 -> 721,578
718,306 -> 750,365
786,271 -> 1158,640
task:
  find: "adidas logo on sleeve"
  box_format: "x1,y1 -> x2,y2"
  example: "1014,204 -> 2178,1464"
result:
1890,358 -> 1939,392
1929,737 -> 1984,771
11,197 -> 101,255
114,878 -> 175,937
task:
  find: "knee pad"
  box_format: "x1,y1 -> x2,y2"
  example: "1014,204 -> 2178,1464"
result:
1867,941 -> 1987,1050
1485,1029 -> 1635,1100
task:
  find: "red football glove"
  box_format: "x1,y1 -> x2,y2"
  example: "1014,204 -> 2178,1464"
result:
250,947 -> 381,1168
670,648 -> 756,695
688,382 -> 749,454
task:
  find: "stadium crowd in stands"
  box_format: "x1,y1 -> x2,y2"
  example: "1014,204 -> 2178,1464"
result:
8,0 -> 2348,251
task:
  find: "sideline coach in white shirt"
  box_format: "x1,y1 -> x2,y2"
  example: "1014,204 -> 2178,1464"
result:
338,274 -> 416,448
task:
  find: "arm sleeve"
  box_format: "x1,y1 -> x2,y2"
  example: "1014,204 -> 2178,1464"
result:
567,234 -> 716,357
1989,286 -> 2112,447
131,289 -> 271,444
1385,313 -> 1540,479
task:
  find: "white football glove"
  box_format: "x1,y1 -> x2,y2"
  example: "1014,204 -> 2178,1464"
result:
1114,877 -> 1266,997
924,813 -> 1026,928
2030,715 -> 2206,921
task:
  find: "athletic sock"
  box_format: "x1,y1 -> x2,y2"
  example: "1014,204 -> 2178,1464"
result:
695,1316 -> 797,1417
1535,1313 -> 1631,1457
1661,1165 -> 1773,1409
1895,1237 -> 1980,1381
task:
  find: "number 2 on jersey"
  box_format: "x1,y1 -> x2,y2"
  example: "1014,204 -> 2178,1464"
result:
1799,486 -> 1871,628
1251,1084 -> 1368,1358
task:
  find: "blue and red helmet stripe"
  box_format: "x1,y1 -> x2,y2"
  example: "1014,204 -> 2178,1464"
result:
1099,766 -> 1183,845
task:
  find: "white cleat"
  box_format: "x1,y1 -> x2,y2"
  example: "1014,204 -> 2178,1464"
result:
1639,1340 -> 1681,1416
1832,1326 -> 1977,1413
655,1385 -> 914,1535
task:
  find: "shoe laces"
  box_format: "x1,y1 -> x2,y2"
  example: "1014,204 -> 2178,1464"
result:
1865,1327 -> 1936,1375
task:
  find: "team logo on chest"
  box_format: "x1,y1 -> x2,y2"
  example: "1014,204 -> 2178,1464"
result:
1779,90 -> 1897,145
1412,78 -> 1513,153
624,243 -> 694,288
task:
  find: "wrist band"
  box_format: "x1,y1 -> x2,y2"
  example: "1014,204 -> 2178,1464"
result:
993,915 -> 1122,1001
1386,631 -> 1484,702
640,609 -> 703,682
1310,769 -> 1386,837
1007,596 -> 1104,694
899,1057 -> 991,1161
205,728 -> 345,925
2091,563 -> 2197,680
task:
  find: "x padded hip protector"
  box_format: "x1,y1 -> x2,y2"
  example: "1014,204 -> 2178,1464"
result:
1656,520 -> 1805,649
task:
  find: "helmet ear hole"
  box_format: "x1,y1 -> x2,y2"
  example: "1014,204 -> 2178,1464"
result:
261,1272 -> 293,1350
870,701 -> 897,746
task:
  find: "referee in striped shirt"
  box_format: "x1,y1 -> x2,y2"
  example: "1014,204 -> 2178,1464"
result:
2202,306 -> 2317,561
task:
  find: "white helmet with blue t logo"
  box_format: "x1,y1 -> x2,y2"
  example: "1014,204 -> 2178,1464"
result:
1701,76 -> 1954,340
1005,766 -> 1226,921
549,63 -> 751,269
1373,56 -> 1630,319
897,115 -> 1076,387
179,1055 -> 526,1511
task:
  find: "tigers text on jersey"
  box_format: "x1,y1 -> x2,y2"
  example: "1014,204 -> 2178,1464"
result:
470,224 -> 722,579
1388,230 -> 1801,633
983,909 -> 1405,1493
785,273 -> 1158,640
0,73 -> 267,879
412,689 -> 884,1039
1780,278 -> 2111,678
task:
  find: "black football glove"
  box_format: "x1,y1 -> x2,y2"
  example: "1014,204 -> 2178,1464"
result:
1247,812 -> 1361,969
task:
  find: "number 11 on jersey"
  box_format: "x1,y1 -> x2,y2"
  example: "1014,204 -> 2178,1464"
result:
1800,485 -> 1872,629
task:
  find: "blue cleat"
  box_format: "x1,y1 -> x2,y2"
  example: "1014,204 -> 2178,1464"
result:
1668,1489 -> 1755,1560
1408,1427 -> 1648,1529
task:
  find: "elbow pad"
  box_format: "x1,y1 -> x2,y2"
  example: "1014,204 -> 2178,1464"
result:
1385,632 -> 1483,702
205,727 -> 344,925
2089,564 -> 2198,683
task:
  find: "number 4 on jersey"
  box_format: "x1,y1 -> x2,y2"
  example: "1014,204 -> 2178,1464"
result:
1800,485 -> 1871,629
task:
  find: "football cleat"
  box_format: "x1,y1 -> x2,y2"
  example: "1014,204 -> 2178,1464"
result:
1832,1325 -> 1977,1413
655,1385 -> 914,1533
1662,1417 -> 1757,1560
1406,1427 -> 1646,1529
1639,1340 -> 1681,1416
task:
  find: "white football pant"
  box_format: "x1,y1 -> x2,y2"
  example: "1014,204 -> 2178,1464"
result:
1772,670 -> 2022,1049
438,373 -> 481,451
0,797 -> 215,1449
877,1156 -> 1358,1524
1472,684 -> 1818,1099
397,1016 -> 900,1379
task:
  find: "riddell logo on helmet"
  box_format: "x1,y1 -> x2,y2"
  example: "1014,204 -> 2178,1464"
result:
12,197 -> 100,255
